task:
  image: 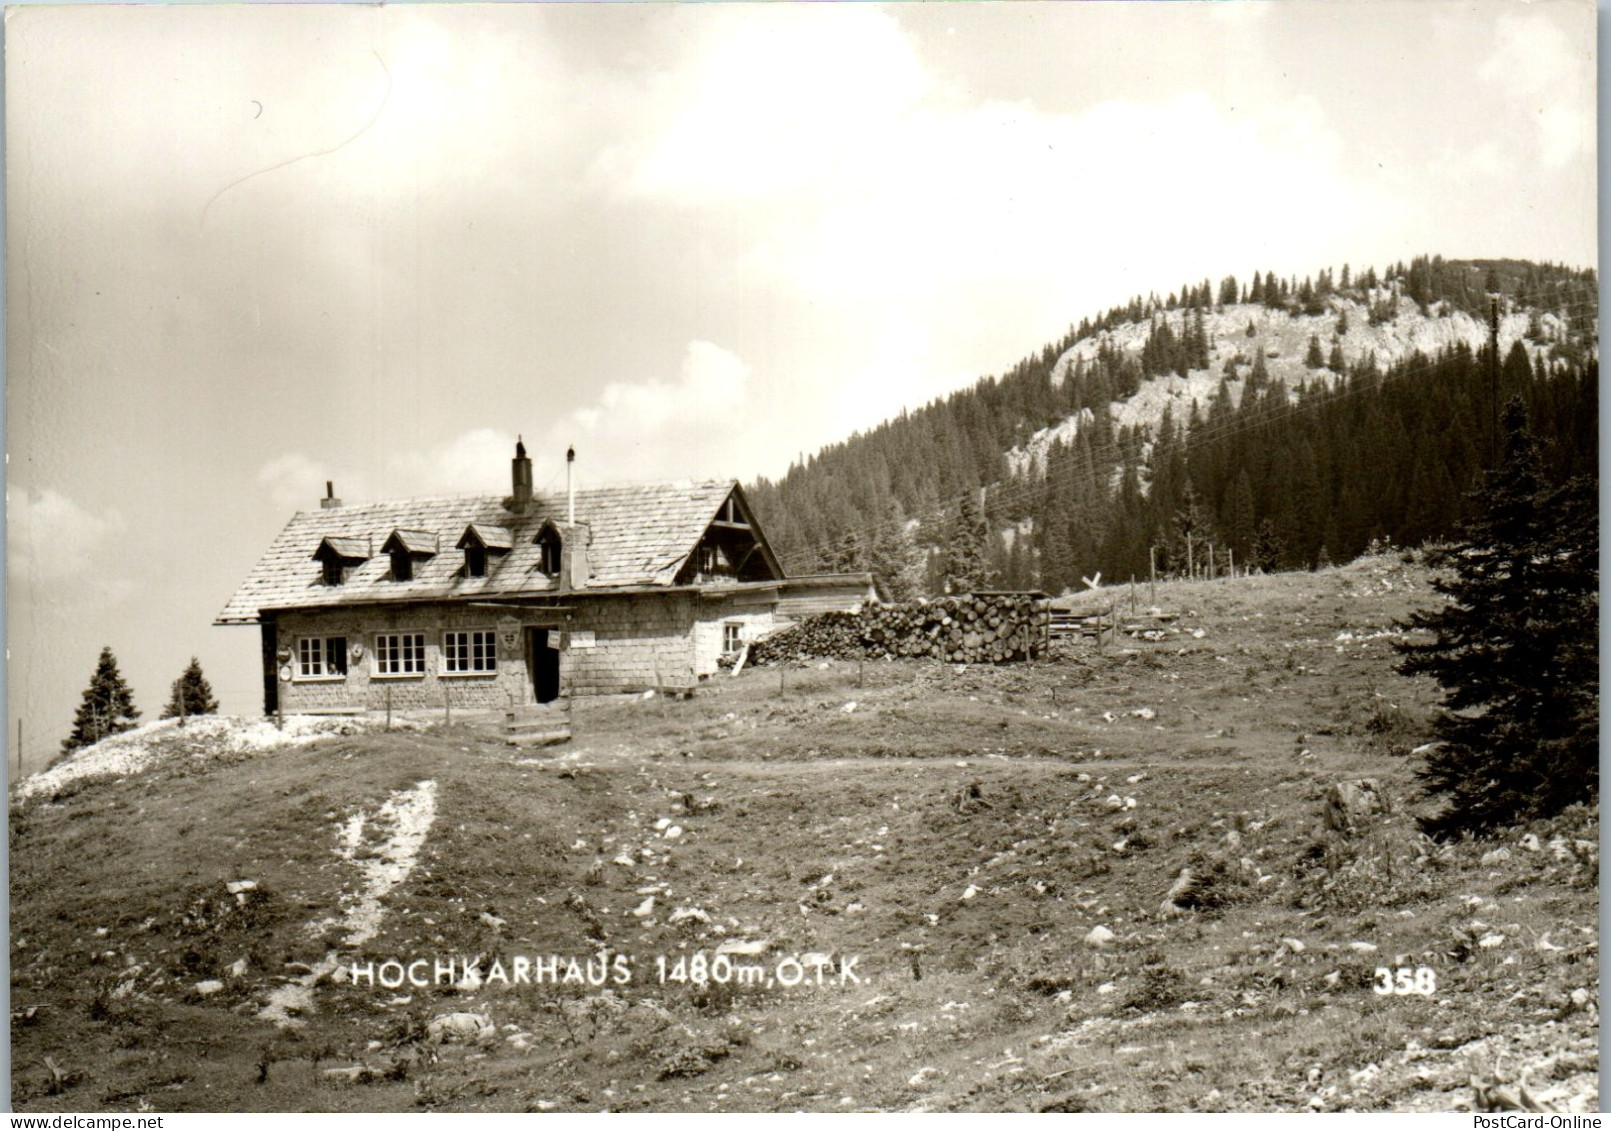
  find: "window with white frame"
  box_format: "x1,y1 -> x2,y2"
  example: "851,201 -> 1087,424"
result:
443,630 -> 497,674
723,622 -> 743,653
297,636 -> 349,678
374,632 -> 426,676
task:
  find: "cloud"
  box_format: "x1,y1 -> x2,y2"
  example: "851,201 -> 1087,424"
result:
604,7 -> 929,205
600,340 -> 747,425
598,8 -> 1409,453
382,427 -> 519,497
1480,10 -> 1593,169
545,340 -> 751,481
256,354 -> 751,507
257,452 -> 368,512
751,91 -> 1381,307
7,487 -> 127,585
260,429 -> 526,507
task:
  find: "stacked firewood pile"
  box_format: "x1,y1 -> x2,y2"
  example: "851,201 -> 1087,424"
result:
750,594 -> 1050,666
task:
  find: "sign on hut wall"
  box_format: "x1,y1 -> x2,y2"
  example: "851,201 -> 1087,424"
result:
498,616 -> 522,656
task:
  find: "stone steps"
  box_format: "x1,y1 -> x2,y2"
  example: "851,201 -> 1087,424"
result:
504,705 -> 572,747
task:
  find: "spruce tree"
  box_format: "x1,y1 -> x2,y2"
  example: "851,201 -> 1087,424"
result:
161,656 -> 220,720
1167,480 -> 1215,575
1229,470 -> 1257,558
1250,518 -> 1284,572
1394,399 -> 1598,836
1305,334 -> 1325,369
945,491 -> 996,594
1248,350 -> 1270,391
64,647 -> 141,754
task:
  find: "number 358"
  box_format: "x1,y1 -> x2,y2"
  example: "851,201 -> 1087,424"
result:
1374,966 -> 1436,996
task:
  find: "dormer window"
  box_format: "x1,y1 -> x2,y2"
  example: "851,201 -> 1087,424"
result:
538,527 -> 563,576
381,529 -> 438,583
312,536 -> 371,587
455,523 -> 513,580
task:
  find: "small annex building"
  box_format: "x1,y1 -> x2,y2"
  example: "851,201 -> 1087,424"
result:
216,441 -> 867,715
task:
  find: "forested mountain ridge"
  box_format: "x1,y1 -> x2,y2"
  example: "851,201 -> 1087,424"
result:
747,256 -> 1597,597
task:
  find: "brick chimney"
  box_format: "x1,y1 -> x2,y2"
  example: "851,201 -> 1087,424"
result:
510,437 -> 533,512
320,481 -> 342,510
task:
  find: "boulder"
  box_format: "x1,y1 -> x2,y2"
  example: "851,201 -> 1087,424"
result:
1165,866 -> 1198,906
426,1012 -> 495,1046
1321,779 -> 1391,835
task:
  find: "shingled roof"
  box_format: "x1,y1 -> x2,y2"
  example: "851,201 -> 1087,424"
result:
217,479 -> 776,624
381,529 -> 441,556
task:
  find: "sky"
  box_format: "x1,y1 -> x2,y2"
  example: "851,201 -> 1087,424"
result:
4,0 -> 1598,774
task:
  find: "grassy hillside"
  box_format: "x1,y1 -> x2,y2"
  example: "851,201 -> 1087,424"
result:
10,554 -> 1598,1113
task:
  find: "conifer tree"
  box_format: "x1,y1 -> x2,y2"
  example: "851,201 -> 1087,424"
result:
1305,334 -> 1325,369
161,657 -> 220,720
1395,399 -> 1598,836
1228,470 -> 1257,558
1167,480 -> 1215,575
64,647 -> 141,755
1248,350 -> 1270,391
945,491 -> 995,594
1250,518 -> 1284,572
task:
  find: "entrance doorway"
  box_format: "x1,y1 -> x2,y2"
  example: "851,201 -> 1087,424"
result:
526,628 -> 561,703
